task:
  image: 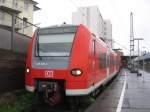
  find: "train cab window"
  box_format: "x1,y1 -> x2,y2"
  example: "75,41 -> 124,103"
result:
38,33 -> 75,56
92,40 -> 96,55
36,26 -> 78,57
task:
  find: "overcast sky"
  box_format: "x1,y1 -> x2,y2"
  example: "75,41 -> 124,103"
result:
34,0 -> 150,55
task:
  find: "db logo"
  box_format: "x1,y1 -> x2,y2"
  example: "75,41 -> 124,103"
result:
45,70 -> 54,78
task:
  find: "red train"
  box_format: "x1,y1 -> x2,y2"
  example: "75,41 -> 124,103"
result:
25,24 -> 121,105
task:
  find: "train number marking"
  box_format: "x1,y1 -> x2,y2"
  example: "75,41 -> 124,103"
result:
45,71 -> 54,78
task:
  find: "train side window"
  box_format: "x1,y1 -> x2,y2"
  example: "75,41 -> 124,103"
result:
114,57 -> 116,65
106,54 -> 110,67
99,52 -> 106,68
114,59 -> 116,65
110,55 -> 113,66
103,53 -> 106,67
92,40 -> 96,55
112,56 -> 114,65
99,51 -> 103,68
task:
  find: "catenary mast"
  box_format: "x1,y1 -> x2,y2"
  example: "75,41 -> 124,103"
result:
130,12 -> 135,71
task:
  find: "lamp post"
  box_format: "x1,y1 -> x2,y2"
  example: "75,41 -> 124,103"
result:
134,38 -> 143,76
142,46 -> 146,83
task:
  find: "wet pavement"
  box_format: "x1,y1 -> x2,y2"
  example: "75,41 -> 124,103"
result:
85,69 -> 150,112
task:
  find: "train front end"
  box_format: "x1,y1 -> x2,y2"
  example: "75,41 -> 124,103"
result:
25,24 -> 89,105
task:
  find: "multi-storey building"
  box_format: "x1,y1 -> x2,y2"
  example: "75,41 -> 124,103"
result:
103,20 -> 113,48
72,6 -> 114,48
72,6 -> 104,39
0,0 -> 40,37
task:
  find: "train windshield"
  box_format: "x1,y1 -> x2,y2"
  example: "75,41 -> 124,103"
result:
37,33 -> 75,56
36,26 -> 77,57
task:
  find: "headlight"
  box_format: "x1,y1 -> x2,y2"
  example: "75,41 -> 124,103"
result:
71,69 -> 83,76
26,68 -> 30,74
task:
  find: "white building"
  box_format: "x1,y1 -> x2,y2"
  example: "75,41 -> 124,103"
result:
103,20 -> 113,48
72,6 -> 114,48
72,6 -> 104,39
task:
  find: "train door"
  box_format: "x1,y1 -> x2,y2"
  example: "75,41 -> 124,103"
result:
106,49 -> 110,77
92,39 -> 96,83
114,55 -> 117,72
92,39 -> 96,73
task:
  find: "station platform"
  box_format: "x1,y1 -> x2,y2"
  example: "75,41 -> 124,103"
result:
85,69 -> 150,112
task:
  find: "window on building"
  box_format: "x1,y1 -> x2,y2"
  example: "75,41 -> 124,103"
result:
14,18 -> 17,24
23,17 -> 27,27
0,11 -> 4,22
24,0 -> 29,10
13,0 -> 18,8
0,0 -> 5,3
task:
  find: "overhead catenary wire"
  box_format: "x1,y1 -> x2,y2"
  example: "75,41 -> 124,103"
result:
75,0 -> 83,7
69,0 -> 87,18
113,40 -> 130,52
69,0 -> 130,53
107,0 -> 130,53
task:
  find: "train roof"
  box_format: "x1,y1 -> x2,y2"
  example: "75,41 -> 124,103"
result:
135,53 -> 150,61
38,24 -> 78,35
40,24 -> 78,29
38,24 -> 117,56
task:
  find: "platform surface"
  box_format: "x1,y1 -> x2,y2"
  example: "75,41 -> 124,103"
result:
85,69 -> 150,112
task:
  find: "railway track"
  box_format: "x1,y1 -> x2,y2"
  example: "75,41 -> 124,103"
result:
23,73 -> 120,112
23,75 -> 120,112
24,102 -> 84,112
